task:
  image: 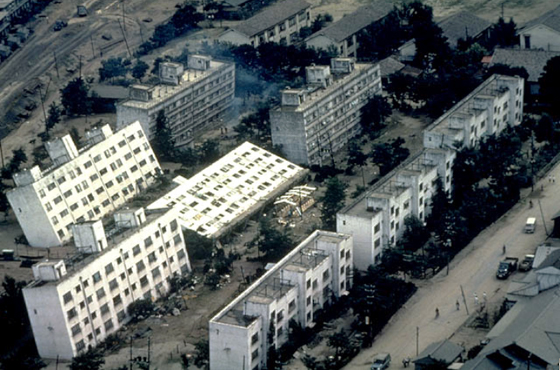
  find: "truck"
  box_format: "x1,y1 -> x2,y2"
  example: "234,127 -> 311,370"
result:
519,254 -> 535,272
497,257 -> 518,279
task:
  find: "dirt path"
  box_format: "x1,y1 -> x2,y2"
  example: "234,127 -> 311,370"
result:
338,160 -> 560,369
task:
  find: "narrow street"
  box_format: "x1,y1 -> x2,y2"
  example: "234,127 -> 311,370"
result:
343,162 -> 560,369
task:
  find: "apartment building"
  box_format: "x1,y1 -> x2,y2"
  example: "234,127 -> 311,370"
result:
147,141 -> 307,239
305,1 -> 393,58
217,0 -> 311,47
0,0 -> 34,38
270,58 -> 382,166
23,207 -> 192,360
7,121 -> 161,248
209,230 -> 352,370
337,149 -> 455,270
116,55 -> 235,148
423,74 -> 524,151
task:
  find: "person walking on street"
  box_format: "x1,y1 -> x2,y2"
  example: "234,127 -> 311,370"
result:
456,300 -> 460,310
483,292 -> 487,303
503,244 -> 506,254
435,308 -> 439,318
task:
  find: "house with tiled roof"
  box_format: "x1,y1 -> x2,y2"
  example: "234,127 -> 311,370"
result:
304,1 -> 394,58
489,48 -> 560,94
217,0 -> 311,47
519,4 -> 560,51
399,11 -> 491,62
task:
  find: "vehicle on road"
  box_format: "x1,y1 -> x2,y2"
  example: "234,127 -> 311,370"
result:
371,353 -> 391,370
497,257 -> 519,279
519,254 -> 535,271
525,217 -> 536,233
53,20 -> 67,31
77,5 -> 87,17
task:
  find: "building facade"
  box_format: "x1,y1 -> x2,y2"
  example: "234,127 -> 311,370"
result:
305,2 -> 393,58
23,207 -> 192,360
519,5 -> 560,51
7,121 -> 161,248
270,58 -> 382,166
217,0 -> 311,47
209,230 -> 353,370
337,149 -> 455,270
423,74 -> 524,151
147,141 -> 307,239
116,56 -> 235,148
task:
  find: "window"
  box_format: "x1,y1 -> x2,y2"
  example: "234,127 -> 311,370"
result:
170,220 -> 178,232
100,168 -> 108,176
173,234 -> 182,246
251,349 -> 259,361
151,267 -> 161,279
63,190 -> 72,198
92,272 -> 102,283
109,279 -> 118,291
105,263 -> 114,275
90,174 -> 99,182
100,303 -> 110,316
177,249 -> 186,260
322,269 -> 330,282
288,299 -> 296,313
63,292 -> 73,304
57,176 -> 66,185
374,223 -> 380,233
47,183 -> 56,191
67,307 -> 78,320
251,332 -> 259,345
133,245 -> 141,256
306,279 -> 311,289
144,237 -> 153,248
140,276 -> 149,287
113,294 -> 122,307
54,196 -> 63,205
117,310 -> 126,323
71,323 -> 81,336
148,252 -> 157,263
96,288 -> 106,299
137,261 -> 145,272
104,319 -> 114,331
60,209 -> 69,218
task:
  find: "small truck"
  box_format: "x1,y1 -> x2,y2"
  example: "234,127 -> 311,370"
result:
497,257 -> 519,279
519,254 -> 535,272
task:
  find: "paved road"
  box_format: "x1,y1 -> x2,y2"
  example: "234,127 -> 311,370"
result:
343,163 -> 560,369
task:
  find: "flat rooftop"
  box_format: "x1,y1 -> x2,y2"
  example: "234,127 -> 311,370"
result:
119,60 -> 231,110
25,207 -> 172,289
147,142 -> 307,238
212,231 -> 348,327
275,63 -> 378,113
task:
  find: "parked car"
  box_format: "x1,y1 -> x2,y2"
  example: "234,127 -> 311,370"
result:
519,254 -> 535,272
53,20 -> 67,31
371,353 -> 391,370
497,257 -> 518,279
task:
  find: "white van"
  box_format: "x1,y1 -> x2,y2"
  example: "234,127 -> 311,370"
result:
525,217 -> 536,233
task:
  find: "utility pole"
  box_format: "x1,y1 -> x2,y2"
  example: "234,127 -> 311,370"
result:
118,19 -> 131,57
90,35 -> 95,58
147,336 -> 151,369
122,0 -> 126,34
460,285 -> 469,315
416,326 -> 419,356
129,337 -> 133,370
79,55 -> 83,79
538,199 -> 549,236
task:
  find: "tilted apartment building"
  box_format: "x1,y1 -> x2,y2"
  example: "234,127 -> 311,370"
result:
116,55 -> 235,148
23,207 -> 192,360
337,149 -> 455,270
7,121 -> 161,247
209,230 -> 353,370
423,74 -> 524,151
147,141 -> 307,239
270,58 -> 382,166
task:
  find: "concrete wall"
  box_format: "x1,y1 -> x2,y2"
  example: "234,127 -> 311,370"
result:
116,105 -> 150,139
209,319 -> 257,370
217,29 -> 252,46
270,110 -> 308,165
520,25 -> 560,52
337,213 -> 377,270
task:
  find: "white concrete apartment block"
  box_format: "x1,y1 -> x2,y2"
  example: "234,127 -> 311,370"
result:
270,58 -> 382,166
209,231 -> 353,370
23,207 -> 191,360
7,121 -> 161,247
116,56 -> 235,148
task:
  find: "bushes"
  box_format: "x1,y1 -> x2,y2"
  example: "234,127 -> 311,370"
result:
127,299 -> 155,321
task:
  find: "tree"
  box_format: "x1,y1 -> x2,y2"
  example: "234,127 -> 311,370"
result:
311,13 -> 333,33
539,56 -> 560,118
183,229 -> 214,260
257,216 -> 293,259
2,148 -> 28,179
194,340 -> 209,368
152,110 -> 175,160
127,299 -> 155,321
396,215 -> 430,252
60,78 -> 90,116
489,17 -> 517,48
67,348 -> 105,370
171,4 -> 203,35
151,23 -> 177,48
132,60 -> 149,81
198,139 -> 220,164
320,177 -> 347,230
0,180 -> 11,219
327,329 -> 349,358
46,102 -> 61,132
98,57 -> 129,82
347,140 -> 368,187
370,137 -> 409,176
360,95 -> 392,138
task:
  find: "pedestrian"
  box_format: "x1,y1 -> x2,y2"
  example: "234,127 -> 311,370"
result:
475,296 -> 479,305
483,292 -> 487,302
548,175 -> 552,183
435,307 -> 439,318
503,244 -> 506,254
456,300 -> 460,310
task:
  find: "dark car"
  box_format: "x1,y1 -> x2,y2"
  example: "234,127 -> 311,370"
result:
53,20 -> 67,31
519,254 -> 535,272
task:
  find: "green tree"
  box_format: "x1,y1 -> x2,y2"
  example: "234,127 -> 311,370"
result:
347,140 -> 368,187
171,4 -> 203,35
327,330 -> 349,358
396,215 -> 430,252
183,229 -> 214,260
67,348 -> 104,370
0,180 -> 11,219
320,177 -> 347,230
127,299 -> 155,321
360,95 -> 392,138
370,137 -> 410,176
132,60 -> 149,81
60,78 -> 90,116
539,56 -> 560,118
194,339 -> 209,368
2,148 -> 28,179
257,216 -> 293,259
46,102 -> 61,132
488,17 -> 517,48
151,23 -> 176,48
198,139 -> 220,164
152,110 -> 175,160
98,57 -> 129,82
